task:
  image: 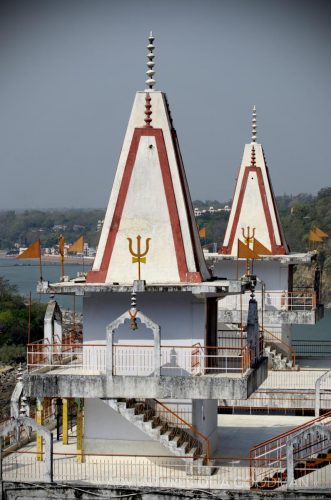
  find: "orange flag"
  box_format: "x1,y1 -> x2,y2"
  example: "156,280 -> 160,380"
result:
308,230 -> 323,242
17,239 -> 43,279
253,238 -> 272,255
199,227 -> 206,238
68,235 -> 84,253
312,227 -> 328,239
17,239 -> 41,259
237,239 -> 260,259
58,235 -> 65,262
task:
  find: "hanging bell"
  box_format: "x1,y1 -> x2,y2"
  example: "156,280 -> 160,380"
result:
130,319 -> 138,331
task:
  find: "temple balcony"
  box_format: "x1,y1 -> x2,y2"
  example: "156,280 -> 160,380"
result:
205,251 -> 324,325
25,338 -> 267,401
218,289 -> 323,325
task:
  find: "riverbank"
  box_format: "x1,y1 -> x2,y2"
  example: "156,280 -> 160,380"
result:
0,251 -> 94,265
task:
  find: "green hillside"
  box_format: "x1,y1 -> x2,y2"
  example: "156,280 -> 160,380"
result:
0,187 -> 330,300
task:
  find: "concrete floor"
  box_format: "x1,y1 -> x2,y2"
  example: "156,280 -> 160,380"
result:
1,413 -> 321,491
216,414 -> 311,458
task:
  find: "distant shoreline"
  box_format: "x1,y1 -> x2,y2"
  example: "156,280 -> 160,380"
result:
0,251 -> 94,265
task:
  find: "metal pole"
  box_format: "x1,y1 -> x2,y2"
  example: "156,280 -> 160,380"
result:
73,295 -> 76,334
36,398 -> 44,461
0,439 -> 3,500
0,438 -> 3,481
56,398 -> 62,441
62,399 -> 68,445
28,291 -> 31,344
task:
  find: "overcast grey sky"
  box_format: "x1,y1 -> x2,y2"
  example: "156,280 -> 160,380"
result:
0,0 -> 330,209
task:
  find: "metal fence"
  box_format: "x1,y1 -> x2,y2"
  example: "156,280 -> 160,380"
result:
220,289 -> 316,313
27,343 -> 255,376
259,369 -> 329,390
3,449 -> 331,491
292,340 -> 331,358
2,450 -> 251,490
250,411 -> 331,489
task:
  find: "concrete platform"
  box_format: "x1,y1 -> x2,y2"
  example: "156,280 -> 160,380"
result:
2,413 -> 315,491
216,414 -> 311,458
25,357 -> 268,400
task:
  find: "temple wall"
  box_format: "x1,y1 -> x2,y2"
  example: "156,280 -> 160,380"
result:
83,292 -> 206,345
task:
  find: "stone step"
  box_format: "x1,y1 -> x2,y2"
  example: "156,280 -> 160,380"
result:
102,398 -> 207,474
264,343 -> 296,371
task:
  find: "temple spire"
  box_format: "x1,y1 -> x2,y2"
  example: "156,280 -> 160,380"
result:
145,31 -> 156,90
251,105 -> 257,143
220,107 -> 289,256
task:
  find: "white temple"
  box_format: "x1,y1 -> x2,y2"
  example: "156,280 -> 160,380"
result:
2,33 -> 329,497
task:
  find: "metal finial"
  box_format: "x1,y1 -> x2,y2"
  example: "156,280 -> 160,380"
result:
144,93 -> 152,127
251,145 -> 256,167
129,289 -> 138,331
131,290 -> 137,309
20,396 -> 27,416
145,31 -> 156,90
17,363 -> 23,382
251,105 -> 257,143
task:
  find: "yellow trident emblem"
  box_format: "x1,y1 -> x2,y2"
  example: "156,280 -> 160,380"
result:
242,226 -> 255,248
127,235 -> 151,280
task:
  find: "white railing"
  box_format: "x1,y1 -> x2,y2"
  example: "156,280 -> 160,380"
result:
259,369 -> 329,390
2,451 -> 251,490
113,345 -> 251,376
27,342 -> 107,373
3,451 -> 331,491
219,290 -> 316,312
27,343 -> 253,376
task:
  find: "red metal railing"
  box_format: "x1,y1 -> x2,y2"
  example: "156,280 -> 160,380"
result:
153,399 -> 211,463
249,410 -> 331,488
27,342 -> 256,376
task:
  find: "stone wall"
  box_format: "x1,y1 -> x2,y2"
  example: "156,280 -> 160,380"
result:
0,365 -> 17,420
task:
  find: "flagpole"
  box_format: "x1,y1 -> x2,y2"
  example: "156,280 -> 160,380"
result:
61,256 -> 65,279
59,235 -> 65,279
28,291 -> 31,344
73,294 -> 76,335
39,247 -> 43,281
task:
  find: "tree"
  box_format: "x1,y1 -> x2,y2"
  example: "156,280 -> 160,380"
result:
0,277 -> 46,360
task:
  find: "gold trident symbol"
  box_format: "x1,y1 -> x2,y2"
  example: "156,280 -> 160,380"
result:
127,235 -> 151,280
242,226 -> 255,248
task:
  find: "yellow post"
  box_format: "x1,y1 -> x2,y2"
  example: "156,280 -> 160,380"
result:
76,398 -> 84,463
62,398 -> 69,445
36,398 -> 43,461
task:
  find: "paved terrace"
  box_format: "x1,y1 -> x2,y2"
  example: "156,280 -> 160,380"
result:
3,414 -> 319,491
219,358 -> 331,412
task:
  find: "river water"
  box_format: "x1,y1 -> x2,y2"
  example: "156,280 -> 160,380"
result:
0,257 -> 330,337
0,258 -> 91,312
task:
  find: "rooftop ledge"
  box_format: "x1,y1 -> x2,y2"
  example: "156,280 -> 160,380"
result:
36,278 -> 247,297
205,251 -> 317,265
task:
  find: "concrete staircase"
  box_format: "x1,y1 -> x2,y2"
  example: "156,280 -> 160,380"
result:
104,398 -> 213,475
264,344 -> 298,370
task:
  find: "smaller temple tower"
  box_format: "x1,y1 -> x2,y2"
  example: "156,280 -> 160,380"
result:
206,106 -> 323,366
221,106 -> 288,257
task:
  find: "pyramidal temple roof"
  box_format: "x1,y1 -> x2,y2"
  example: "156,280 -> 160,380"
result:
220,107 -> 289,256
87,33 -> 210,285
